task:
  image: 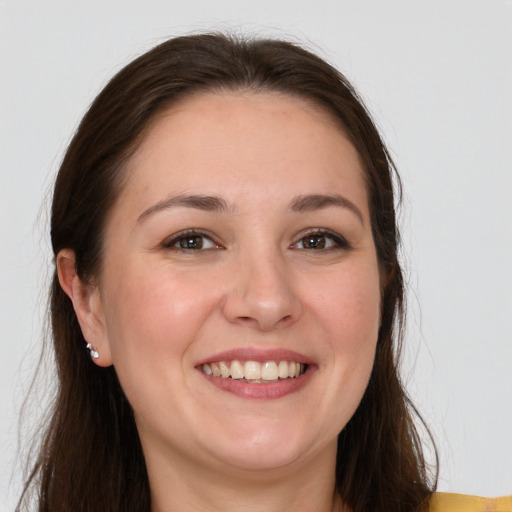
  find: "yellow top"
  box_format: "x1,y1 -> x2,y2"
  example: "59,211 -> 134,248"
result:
430,493 -> 512,512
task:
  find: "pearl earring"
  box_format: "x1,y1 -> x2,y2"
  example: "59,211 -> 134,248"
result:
86,342 -> 99,360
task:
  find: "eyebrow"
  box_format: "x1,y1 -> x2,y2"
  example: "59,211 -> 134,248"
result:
137,194 -> 233,222
137,192 -> 364,225
289,194 -> 364,225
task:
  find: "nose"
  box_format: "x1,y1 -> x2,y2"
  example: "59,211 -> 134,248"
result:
221,252 -> 302,332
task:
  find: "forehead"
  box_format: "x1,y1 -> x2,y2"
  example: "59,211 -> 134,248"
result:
122,91 -> 368,212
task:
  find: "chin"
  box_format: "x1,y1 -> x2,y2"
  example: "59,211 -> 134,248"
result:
201,423 -> 320,473
219,446 -> 304,473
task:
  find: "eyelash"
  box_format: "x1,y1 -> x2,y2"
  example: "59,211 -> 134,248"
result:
162,230 -> 221,252
162,228 -> 351,252
291,229 -> 352,252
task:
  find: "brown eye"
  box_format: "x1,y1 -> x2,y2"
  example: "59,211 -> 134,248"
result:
292,230 -> 350,251
163,231 -> 220,251
178,235 -> 205,250
301,235 -> 327,249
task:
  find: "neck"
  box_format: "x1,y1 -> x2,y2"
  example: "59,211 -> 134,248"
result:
145,440 -> 346,512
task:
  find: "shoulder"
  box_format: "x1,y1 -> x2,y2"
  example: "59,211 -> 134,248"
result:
429,492 -> 512,512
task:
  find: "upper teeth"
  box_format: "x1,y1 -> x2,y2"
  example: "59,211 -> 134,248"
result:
201,360 -> 305,381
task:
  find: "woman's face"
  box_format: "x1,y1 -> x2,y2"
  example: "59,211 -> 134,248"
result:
88,92 -> 381,476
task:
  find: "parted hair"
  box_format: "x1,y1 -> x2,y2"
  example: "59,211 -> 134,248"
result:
18,33 -> 437,512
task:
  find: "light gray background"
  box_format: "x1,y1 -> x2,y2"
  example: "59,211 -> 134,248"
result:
1,1 -> 510,509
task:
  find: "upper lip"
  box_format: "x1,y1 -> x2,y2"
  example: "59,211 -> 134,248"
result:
195,347 -> 315,366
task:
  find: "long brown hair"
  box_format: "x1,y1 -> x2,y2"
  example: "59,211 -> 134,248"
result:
18,33 -> 437,511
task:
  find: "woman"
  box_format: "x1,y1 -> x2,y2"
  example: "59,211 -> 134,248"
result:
19,32 -> 504,512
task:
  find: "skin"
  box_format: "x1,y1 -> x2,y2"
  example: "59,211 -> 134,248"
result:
58,92 -> 382,512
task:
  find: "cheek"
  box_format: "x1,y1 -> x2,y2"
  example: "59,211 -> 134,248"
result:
101,265 -> 220,365
309,261 -> 381,387
312,262 -> 381,340
99,265 -> 223,422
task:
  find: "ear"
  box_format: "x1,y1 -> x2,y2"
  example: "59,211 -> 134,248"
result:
57,249 -> 113,367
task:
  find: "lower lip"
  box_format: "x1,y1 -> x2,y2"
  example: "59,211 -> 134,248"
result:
199,367 -> 315,399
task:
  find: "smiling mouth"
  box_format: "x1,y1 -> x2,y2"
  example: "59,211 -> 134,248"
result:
200,360 -> 307,383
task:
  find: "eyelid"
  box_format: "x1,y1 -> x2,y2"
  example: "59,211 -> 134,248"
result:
162,229 -> 223,250
290,228 -> 352,250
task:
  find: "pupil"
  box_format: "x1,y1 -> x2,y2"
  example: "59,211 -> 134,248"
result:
180,236 -> 202,249
306,235 -> 325,249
